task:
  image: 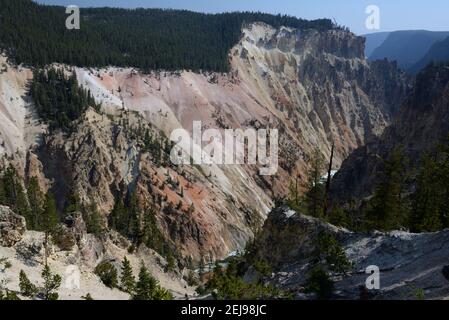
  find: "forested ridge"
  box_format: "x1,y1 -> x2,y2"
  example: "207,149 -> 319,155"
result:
0,0 -> 337,72
30,68 -> 100,131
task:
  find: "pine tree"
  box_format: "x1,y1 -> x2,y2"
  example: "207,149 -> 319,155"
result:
165,249 -> 176,272
27,177 -> 44,230
304,148 -> 326,218
42,193 -> 58,235
30,68 -> 101,131
410,142 -> 449,232
120,256 -> 136,294
19,270 -> 38,298
133,264 -> 157,300
0,290 -> 20,301
305,266 -> 334,300
84,203 -> 104,236
41,264 -> 62,300
2,164 -> 30,220
41,193 -> 59,264
133,263 -> 172,300
127,191 -> 140,241
288,175 -> 301,210
0,175 -> 6,205
64,193 -> 81,217
110,198 -> 127,234
364,148 -> 409,231
94,262 -> 118,289
142,206 -> 164,254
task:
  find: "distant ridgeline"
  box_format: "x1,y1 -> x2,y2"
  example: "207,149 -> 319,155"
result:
0,0 -> 337,72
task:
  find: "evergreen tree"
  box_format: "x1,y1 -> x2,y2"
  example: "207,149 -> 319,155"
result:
133,264 -> 172,300
305,266 -> 334,300
84,203 -> 104,236
0,175 -> 6,205
205,259 -> 279,300
410,143 -> 449,232
287,175 -> 301,210
110,192 -> 145,243
315,234 -> 351,273
41,193 -> 59,263
0,290 -> 20,301
142,206 -> 165,254
41,193 -> 59,235
364,148 -> 409,231
110,198 -> 127,234
120,256 -> 136,294
94,262 -> 118,289
1,164 -> 30,220
126,191 -> 141,242
165,250 -> 176,272
41,264 -> 62,300
19,270 -> 38,298
26,177 -> 44,230
304,148 -> 326,218
133,264 -> 158,300
64,193 -> 81,217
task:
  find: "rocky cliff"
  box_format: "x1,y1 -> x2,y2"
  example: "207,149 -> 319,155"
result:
331,63 -> 449,203
251,206 -> 449,300
0,206 -> 193,299
0,22 -> 410,264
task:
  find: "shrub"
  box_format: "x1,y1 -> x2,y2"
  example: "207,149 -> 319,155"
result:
206,260 -> 281,300
95,262 -> 118,289
81,293 -> 94,300
305,266 -> 334,300
315,234 -> 352,273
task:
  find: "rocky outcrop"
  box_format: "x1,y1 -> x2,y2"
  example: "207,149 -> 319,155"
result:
0,206 -> 194,299
250,206 -> 352,269
0,230 -> 193,300
253,206 -> 449,300
0,205 -> 26,247
0,55 -> 45,163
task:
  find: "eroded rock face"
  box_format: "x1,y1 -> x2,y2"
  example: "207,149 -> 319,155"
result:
41,24 -> 411,261
251,206 -> 352,269
0,205 -> 26,247
2,22 -> 411,262
234,23 -> 411,168
14,231 -> 47,265
331,63 -> 449,203
253,207 -> 449,300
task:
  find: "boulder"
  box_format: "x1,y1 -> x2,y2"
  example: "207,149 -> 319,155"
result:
0,205 -> 26,247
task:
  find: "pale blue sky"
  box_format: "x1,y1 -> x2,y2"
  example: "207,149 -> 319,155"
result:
36,0 -> 449,35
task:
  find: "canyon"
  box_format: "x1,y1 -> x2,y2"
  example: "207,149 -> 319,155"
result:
0,22 -> 411,261
0,21 -> 412,298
